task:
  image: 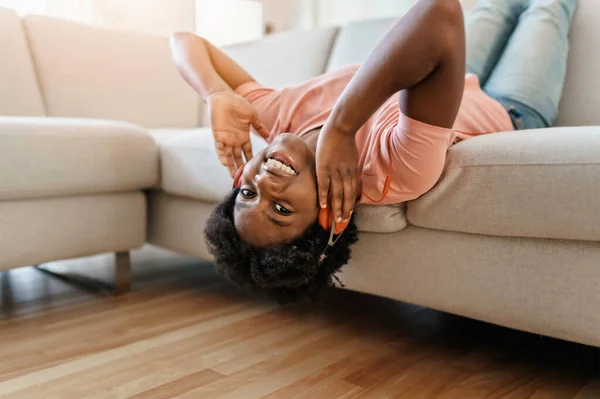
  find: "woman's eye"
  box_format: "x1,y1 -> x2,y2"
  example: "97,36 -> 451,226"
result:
274,203 -> 291,215
240,189 -> 256,198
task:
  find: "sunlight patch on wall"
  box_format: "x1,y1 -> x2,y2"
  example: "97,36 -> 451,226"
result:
196,0 -> 263,46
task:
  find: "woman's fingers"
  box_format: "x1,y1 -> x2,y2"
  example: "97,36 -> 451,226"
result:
215,142 -> 236,177
317,167 -> 356,223
330,171 -> 345,223
251,112 -> 270,139
317,169 -> 330,210
218,153 -> 236,177
342,170 -> 356,221
242,141 -> 253,163
232,147 -> 244,172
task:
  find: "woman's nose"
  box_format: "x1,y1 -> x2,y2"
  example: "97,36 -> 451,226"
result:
255,170 -> 270,189
255,170 -> 281,193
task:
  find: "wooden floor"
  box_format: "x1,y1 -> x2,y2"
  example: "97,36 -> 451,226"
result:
0,246 -> 598,399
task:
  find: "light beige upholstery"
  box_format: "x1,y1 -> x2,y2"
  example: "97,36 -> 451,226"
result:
556,0 -> 600,126
353,204 -> 407,233
341,226 -> 600,347
0,8 -> 45,117
23,15 -> 200,128
0,117 -> 158,201
408,127 -> 600,241
0,192 -> 146,271
152,127 -> 266,201
326,18 -> 396,72
224,27 -> 339,88
147,191 -> 213,259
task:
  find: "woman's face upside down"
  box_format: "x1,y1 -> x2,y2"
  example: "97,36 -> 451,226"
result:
233,133 -> 320,248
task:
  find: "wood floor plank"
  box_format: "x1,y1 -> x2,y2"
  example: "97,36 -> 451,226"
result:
0,304 -> 276,397
262,339 -> 395,398
351,345 -> 465,399
66,309 -> 320,398
528,371 -> 591,399
573,379 -> 600,399
0,248 -> 598,399
125,369 -> 224,399
176,323 -> 369,398
292,380 -> 362,399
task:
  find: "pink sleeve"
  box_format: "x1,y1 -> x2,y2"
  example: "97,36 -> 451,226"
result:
387,113 -> 456,200
234,82 -> 282,139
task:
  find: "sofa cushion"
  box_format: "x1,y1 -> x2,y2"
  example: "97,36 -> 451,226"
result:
0,117 -> 158,201
556,0 -> 600,126
23,15 -> 200,128
0,8 -> 45,117
154,127 -> 266,201
326,18 -> 397,72
154,128 -> 407,233
224,26 -> 339,89
0,192 -> 145,270
408,127 -> 600,241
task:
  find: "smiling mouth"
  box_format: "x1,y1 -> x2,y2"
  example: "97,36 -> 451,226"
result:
265,154 -> 298,175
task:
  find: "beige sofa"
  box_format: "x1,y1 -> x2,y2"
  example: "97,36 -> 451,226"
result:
2,1 -> 600,347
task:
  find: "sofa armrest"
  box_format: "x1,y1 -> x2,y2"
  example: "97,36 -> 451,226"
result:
408,126 -> 600,241
0,117 -> 158,201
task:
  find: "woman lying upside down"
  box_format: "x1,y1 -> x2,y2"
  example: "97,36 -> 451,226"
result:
170,0 -> 577,302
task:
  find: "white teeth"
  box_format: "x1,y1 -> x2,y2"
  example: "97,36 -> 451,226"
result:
266,158 -> 296,175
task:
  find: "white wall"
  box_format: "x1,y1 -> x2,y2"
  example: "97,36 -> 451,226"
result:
318,0 -> 416,26
264,0 -> 479,32
0,0 -> 263,43
196,0 -> 263,45
263,0 -> 316,32
89,0 -> 196,34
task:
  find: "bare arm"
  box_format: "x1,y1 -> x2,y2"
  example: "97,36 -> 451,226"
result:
170,32 -> 269,176
169,32 -> 255,99
325,0 -> 464,134
317,0 -> 465,221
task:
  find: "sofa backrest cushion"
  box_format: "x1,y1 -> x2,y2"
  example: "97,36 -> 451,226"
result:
224,26 -> 339,89
0,8 -> 45,117
326,18 -> 396,72
556,0 -> 600,126
23,15 -> 200,128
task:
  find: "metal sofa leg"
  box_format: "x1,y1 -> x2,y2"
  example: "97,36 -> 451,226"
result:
35,251 -> 132,296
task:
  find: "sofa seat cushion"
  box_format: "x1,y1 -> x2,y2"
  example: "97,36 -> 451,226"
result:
0,117 -> 158,201
154,127 -> 407,233
408,127 -> 600,241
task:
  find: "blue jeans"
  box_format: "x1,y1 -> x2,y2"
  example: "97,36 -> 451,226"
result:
465,0 -> 577,129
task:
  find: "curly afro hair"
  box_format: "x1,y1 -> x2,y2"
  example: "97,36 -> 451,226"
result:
204,188 -> 359,303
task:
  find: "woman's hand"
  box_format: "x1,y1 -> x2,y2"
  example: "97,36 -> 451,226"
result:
316,126 -> 358,223
208,91 -> 270,176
